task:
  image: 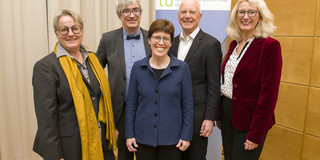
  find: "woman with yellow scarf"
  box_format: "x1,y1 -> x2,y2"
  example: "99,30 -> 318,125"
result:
32,9 -> 116,160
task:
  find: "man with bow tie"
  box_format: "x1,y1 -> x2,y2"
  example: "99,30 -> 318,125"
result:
96,0 -> 151,159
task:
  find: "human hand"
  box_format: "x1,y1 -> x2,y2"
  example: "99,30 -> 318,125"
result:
126,138 -> 138,152
244,139 -> 258,150
200,120 -> 214,137
115,129 -> 119,140
176,139 -> 190,151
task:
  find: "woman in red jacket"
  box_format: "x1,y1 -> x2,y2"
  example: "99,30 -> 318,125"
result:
220,0 -> 282,160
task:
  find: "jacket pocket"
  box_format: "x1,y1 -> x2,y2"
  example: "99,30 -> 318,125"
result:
244,98 -> 258,110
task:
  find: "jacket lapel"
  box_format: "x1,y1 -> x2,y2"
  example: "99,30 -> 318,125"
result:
116,28 -> 126,75
184,30 -> 203,63
170,36 -> 180,57
234,38 -> 264,77
142,29 -> 151,56
159,55 -> 179,80
221,40 -> 237,79
80,61 -> 100,95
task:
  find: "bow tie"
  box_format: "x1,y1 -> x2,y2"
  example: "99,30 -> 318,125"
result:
126,34 -> 140,40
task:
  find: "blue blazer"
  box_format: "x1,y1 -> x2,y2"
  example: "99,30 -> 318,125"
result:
125,54 -> 194,147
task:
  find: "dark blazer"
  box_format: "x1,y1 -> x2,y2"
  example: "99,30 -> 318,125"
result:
221,37 -> 282,144
170,29 -> 222,133
96,27 -> 151,124
125,54 -> 193,147
32,52 -> 109,160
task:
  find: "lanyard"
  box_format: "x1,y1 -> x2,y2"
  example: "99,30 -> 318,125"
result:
237,41 -> 249,60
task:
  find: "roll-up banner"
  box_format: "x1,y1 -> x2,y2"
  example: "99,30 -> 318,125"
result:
156,0 -> 231,159
156,0 -> 231,42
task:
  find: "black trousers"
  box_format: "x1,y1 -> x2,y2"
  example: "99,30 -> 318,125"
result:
181,134 -> 208,160
221,96 -> 266,160
103,147 -> 115,160
136,143 -> 182,160
117,106 -> 134,160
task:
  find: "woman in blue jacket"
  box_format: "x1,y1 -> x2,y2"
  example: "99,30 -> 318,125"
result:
125,19 -> 194,160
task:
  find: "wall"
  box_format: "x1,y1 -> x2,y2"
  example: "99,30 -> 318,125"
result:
228,0 -> 320,159
0,0 -> 155,159
1,0 -> 319,159
229,0 -> 320,159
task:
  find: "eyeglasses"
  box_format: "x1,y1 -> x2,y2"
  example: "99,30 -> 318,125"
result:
237,10 -> 258,18
56,25 -> 81,35
179,10 -> 199,16
151,36 -> 171,44
122,8 -> 141,16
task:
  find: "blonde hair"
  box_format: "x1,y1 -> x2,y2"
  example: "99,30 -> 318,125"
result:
53,9 -> 83,31
226,0 -> 277,41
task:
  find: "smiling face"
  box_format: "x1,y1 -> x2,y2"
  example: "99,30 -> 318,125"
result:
149,31 -> 172,58
119,1 -> 141,34
55,15 -> 83,53
178,0 -> 202,36
236,1 -> 260,35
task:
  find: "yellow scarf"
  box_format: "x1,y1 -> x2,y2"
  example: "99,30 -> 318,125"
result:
54,43 -> 117,160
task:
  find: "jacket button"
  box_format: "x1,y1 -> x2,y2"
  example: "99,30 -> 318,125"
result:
155,101 -> 158,105
234,84 -> 238,88
233,96 -> 237,100
121,92 -> 124,96
155,90 -> 158,93
123,77 -> 126,80
154,125 -> 157,128
154,113 -> 158,117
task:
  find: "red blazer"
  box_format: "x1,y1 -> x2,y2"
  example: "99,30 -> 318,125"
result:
221,37 -> 282,144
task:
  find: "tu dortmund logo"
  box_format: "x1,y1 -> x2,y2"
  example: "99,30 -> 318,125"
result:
160,0 -> 173,7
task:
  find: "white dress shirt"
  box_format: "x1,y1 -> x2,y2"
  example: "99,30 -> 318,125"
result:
177,27 -> 200,61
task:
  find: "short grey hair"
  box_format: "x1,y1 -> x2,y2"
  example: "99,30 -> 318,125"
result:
179,0 -> 202,13
53,9 -> 83,31
116,0 -> 143,17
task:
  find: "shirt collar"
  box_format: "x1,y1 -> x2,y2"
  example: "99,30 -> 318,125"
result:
237,37 -> 255,44
246,37 -> 255,43
55,43 -> 91,61
140,54 -> 180,68
235,37 -> 255,48
180,27 -> 200,41
123,28 -> 142,39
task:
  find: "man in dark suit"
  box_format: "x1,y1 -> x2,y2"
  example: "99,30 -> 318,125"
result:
96,0 -> 151,159
169,0 -> 222,159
